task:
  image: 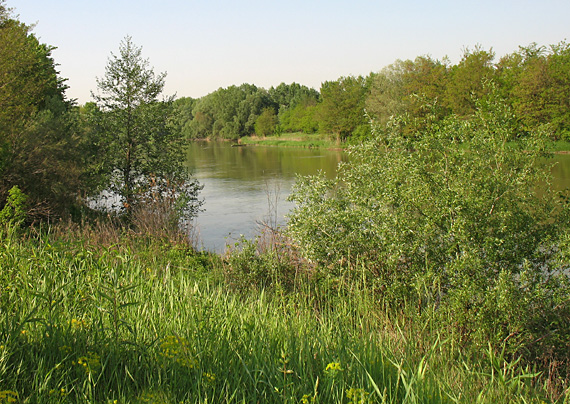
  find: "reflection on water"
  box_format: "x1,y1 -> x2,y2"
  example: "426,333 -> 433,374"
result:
187,142 -> 570,252
550,154 -> 570,191
186,141 -> 346,252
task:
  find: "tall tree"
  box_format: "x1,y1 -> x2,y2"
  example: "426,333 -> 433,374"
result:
366,56 -> 449,137
92,36 -> 201,220
318,75 -> 370,142
254,107 -> 277,137
0,4 -> 81,219
444,46 -> 496,117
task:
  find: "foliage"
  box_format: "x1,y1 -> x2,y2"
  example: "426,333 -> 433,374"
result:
444,46 -> 496,116
367,55 -> 449,136
317,75 -> 370,142
499,41 -> 570,140
287,87 -> 570,363
254,107 -> 277,137
365,42 -> 570,143
167,41 -> 570,144
278,101 -> 320,134
268,82 -> 320,112
0,8 -> 82,219
0,225 -> 561,403
0,186 -> 27,227
222,231 -> 303,293
91,36 -> 201,222
170,97 -> 197,140
186,84 -> 276,139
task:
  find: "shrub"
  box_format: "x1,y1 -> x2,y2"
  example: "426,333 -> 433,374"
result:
286,84 -> 570,370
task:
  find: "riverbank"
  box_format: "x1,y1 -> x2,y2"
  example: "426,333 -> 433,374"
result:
0,223 -> 566,403
239,132 -> 341,149
208,135 -> 570,154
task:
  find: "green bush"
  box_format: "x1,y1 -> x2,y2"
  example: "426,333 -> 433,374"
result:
286,86 -> 570,367
223,236 -> 302,293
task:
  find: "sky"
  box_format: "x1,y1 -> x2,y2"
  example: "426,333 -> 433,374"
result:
12,0 -> 570,104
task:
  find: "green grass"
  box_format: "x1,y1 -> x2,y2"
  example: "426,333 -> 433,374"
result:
0,226 -> 564,403
547,140 -> 570,152
240,132 -> 341,149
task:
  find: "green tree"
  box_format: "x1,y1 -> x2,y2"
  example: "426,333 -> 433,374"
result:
254,108 -> 277,137
444,46 -> 496,117
501,41 -> 570,140
186,84 -> 274,140
317,75 -> 370,142
365,62 -> 408,127
91,36 -> 201,221
544,41 -> 570,139
171,97 -> 197,140
288,84 -> 565,294
269,82 -> 320,112
0,4 -> 82,219
279,100 -> 320,134
366,56 -> 449,135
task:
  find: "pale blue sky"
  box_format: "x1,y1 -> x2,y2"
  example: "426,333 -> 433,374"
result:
12,0 -> 570,104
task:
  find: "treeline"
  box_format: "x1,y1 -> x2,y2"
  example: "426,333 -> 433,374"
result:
169,83 -> 322,140
172,42 -> 570,142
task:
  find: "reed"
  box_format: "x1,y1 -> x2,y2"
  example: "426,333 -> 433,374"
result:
0,227 -> 564,403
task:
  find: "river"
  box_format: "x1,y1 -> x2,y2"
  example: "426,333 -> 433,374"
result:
186,141 -> 570,252
186,141 -> 346,251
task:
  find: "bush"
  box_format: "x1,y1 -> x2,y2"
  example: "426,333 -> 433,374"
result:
222,233 -> 304,293
286,85 -> 570,371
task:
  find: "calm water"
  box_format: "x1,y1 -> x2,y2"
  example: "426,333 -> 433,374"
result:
186,141 -> 346,251
186,142 -> 570,252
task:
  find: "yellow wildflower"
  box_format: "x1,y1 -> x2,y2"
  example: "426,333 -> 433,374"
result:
0,390 -> 18,404
59,345 -> 72,355
300,393 -> 315,404
203,372 -> 216,384
325,362 -> 342,372
159,335 -> 196,369
49,388 -> 68,397
76,351 -> 101,375
71,318 -> 87,330
137,390 -> 169,404
346,387 -> 369,404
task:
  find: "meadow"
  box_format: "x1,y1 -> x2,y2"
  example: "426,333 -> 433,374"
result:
0,222 -> 565,404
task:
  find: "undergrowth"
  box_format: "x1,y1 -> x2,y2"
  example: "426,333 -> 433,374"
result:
0,222 -> 568,403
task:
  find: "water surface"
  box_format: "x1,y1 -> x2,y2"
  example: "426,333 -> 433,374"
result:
187,142 -> 570,252
186,141 -> 345,251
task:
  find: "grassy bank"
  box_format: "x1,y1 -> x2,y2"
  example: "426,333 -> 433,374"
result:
0,224 -> 566,403
240,133 -> 340,149
547,140 -> 570,153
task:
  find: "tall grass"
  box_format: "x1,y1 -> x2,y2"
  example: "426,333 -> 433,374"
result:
0,226 -> 564,403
